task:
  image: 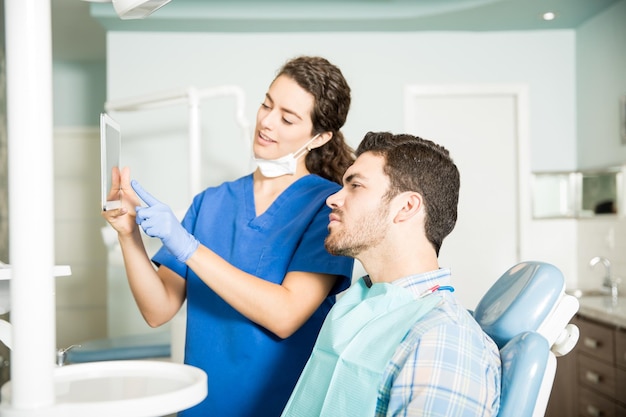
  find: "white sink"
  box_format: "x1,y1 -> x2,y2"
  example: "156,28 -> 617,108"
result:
0,265 -> 72,281
576,295 -> 626,328
0,264 -> 72,315
0,264 -> 73,348
0,360 -> 207,417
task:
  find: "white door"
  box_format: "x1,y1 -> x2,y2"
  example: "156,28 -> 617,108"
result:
404,85 -> 529,309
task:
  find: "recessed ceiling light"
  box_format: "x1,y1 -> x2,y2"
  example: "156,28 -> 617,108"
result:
542,11 -> 557,21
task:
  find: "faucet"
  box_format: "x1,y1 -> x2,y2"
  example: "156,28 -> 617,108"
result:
56,344 -> 81,367
589,256 -> 618,299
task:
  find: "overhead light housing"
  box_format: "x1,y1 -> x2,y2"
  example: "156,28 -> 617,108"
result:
112,0 -> 171,20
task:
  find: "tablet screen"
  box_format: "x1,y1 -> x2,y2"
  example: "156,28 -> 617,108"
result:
100,113 -> 122,211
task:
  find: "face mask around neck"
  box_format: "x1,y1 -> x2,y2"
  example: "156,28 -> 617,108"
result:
253,134 -> 321,178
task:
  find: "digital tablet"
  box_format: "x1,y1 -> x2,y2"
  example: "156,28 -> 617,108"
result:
100,113 -> 122,211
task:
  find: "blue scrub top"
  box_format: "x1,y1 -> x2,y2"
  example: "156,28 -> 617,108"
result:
152,174 -> 354,417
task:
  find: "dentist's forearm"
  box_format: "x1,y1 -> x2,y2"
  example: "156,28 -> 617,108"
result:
185,244 -> 335,339
118,227 -> 185,327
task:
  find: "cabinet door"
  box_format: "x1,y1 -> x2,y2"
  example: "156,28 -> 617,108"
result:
579,387 -> 616,417
577,318 -> 615,361
616,330 -> 626,409
579,353 -> 616,398
617,368 -> 626,406
546,348 -> 577,417
616,329 -> 626,369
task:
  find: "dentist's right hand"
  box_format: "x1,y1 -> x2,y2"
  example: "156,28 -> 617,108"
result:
132,180 -> 199,263
101,166 -> 142,236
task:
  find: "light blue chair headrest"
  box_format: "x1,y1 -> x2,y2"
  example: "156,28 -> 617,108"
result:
498,332 -> 550,417
473,262 -> 564,349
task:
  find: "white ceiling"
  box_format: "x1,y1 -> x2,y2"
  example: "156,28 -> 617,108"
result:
50,0 -> 623,61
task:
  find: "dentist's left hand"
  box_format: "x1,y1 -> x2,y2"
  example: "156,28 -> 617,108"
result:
132,180 -> 199,263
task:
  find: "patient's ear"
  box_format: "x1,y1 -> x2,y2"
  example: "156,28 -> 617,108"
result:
393,192 -> 423,223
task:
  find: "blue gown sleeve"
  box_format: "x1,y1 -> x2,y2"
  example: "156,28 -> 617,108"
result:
287,201 -> 353,296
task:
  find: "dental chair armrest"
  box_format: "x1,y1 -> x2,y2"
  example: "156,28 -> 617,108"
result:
537,293 -> 579,350
550,323 -> 579,357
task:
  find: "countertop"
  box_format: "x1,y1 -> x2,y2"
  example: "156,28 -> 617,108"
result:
0,265 -> 71,280
575,295 -> 626,329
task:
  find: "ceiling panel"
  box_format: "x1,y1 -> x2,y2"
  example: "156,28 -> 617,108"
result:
51,0 -> 623,60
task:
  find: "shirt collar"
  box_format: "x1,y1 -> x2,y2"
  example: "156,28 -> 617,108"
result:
389,268 -> 452,298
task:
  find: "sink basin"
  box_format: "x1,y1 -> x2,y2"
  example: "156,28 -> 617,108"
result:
0,265 -> 72,281
572,293 -> 626,328
566,288 -> 613,298
0,360 -> 207,417
0,264 -> 72,315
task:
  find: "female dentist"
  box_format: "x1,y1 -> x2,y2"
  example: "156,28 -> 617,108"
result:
102,56 -> 355,417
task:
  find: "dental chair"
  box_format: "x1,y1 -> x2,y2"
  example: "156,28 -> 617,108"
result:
473,261 -> 580,417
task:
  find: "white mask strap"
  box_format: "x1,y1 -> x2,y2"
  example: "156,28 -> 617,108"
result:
292,133 -> 321,160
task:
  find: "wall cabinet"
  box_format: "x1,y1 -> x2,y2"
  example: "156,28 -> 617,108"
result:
546,315 -> 626,417
531,165 -> 625,219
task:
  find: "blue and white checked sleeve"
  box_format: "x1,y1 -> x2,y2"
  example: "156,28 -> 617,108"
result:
376,307 -> 501,417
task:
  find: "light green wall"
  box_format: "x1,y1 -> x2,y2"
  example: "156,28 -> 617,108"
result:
59,1 -> 626,164
53,60 -> 106,127
577,0 -> 626,169
105,30 -> 577,210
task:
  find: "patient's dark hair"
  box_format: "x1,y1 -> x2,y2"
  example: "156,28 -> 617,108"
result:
356,131 -> 460,256
274,56 -> 354,184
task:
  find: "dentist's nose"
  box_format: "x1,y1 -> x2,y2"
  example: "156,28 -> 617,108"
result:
257,113 -> 271,130
257,108 -> 279,130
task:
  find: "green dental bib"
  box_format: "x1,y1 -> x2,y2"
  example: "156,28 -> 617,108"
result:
282,278 -> 442,417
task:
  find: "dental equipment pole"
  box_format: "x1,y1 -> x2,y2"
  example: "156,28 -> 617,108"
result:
5,0 -> 56,411
188,88 -> 201,197
105,85 -> 251,199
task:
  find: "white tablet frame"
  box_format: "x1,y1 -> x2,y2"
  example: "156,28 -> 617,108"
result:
100,113 -> 122,211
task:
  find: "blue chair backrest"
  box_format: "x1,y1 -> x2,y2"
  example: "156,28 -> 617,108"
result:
473,261 -> 577,417
473,262 -> 564,349
498,332 -> 550,417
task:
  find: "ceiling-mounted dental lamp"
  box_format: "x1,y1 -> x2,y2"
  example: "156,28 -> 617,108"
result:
83,0 -> 171,19
94,0 -> 171,20
113,0 -> 171,19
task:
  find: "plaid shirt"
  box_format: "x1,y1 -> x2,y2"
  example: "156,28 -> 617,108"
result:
375,269 -> 501,417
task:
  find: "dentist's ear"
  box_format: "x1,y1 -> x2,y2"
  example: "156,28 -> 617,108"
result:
309,132 -> 333,150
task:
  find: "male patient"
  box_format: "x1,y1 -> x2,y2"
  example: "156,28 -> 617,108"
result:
282,132 -> 501,417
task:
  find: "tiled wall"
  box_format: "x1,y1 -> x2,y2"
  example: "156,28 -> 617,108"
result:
53,127 -> 108,349
0,37 -> 7,264
577,217 -> 626,293
0,41 -> 9,385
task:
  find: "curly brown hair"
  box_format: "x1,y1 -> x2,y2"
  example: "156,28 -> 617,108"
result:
275,56 -> 354,184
